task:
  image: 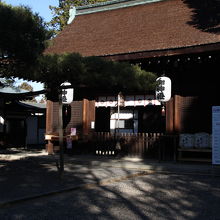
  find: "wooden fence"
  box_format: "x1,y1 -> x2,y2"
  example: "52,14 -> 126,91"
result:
79,132 -> 177,159
92,132 -> 161,157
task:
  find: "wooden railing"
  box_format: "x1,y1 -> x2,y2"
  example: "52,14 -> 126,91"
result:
91,132 -> 164,158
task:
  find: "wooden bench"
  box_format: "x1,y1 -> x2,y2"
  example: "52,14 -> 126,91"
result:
177,148 -> 212,162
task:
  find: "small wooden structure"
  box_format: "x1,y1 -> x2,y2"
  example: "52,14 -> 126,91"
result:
0,86 -> 46,148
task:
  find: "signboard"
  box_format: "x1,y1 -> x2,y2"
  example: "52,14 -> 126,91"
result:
61,82 -> 74,104
156,77 -> 171,102
212,106 -> 220,165
70,127 -> 76,136
91,121 -> 95,129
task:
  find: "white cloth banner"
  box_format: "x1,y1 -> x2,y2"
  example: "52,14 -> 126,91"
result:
96,96 -> 107,107
135,95 -> 145,106
96,95 -> 161,107
107,96 -> 117,107
124,96 -> 135,107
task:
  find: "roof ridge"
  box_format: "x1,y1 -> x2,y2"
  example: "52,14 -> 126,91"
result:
76,0 -> 165,15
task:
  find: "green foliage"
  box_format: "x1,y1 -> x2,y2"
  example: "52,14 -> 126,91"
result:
35,53 -> 157,100
0,3 -> 52,63
0,2 -> 52,79
83,56 -> 157,92
48,0 -> 110,34
37,53 -> 85,88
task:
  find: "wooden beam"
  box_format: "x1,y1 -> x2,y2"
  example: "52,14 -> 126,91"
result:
102,43 -> 220,61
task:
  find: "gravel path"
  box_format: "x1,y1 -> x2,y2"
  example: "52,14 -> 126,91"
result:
1,148 -> 220,219
0,173 -> 220,220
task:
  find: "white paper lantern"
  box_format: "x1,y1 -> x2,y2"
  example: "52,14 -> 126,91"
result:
61,82 -> 74,104
156,77 -> 171,102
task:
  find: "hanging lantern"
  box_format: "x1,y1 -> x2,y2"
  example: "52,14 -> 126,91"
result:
61,82 -> 74,104
155,77 -> 171,102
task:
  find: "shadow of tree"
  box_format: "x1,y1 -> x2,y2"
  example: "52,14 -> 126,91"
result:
0,154 -> 220,219
183,0 -> 220,33
0,154 -> 136,203
0,147 -> 44,155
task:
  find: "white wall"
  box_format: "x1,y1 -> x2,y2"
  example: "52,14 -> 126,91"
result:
110,109 -> 138,133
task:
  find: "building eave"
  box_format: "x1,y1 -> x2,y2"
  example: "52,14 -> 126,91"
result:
101,42 -> 220,61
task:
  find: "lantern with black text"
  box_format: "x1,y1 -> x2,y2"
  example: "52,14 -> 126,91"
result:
156,77 -> 171,102
61,82 -> 74,104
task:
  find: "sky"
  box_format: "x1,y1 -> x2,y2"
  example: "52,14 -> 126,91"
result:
3,0 -> 59,93
3,0 -> 58,22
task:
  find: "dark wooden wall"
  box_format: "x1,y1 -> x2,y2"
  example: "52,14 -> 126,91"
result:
46,99 -> 95,137
166,95 -> 214,134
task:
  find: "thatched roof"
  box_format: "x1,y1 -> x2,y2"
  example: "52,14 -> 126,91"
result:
46,0 -> 220,60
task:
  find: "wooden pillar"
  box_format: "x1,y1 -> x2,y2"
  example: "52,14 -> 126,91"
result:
166,97 -> 174,133
82,99 -> 95,137
46,100 -> 54,133
46,100 -> 54,154
82,99 -> 88,136
166,95 -> 181,134
173,95 -> 181,133
88,100 -> 96,136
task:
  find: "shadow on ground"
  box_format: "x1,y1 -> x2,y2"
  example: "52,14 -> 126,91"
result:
0,150 -> 220,219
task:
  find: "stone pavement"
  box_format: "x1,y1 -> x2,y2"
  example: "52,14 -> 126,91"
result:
0,148 -> 220,208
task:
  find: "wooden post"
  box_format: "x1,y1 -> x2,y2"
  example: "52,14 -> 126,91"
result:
47,140 -> 54,155
58,92 -> 64,174
82,99 -> 89,136
173,95 -> 181,133
165,98 -> 174,133
46,100 -> 54,154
